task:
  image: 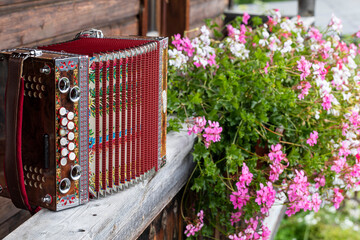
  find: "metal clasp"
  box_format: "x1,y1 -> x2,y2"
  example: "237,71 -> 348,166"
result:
12,50 -> 43,60
75,29 -> 104,39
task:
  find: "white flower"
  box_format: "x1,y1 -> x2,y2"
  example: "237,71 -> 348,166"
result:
348,56 -> 357,69
280,39 -> 292,54
259,39 -> 268,47
168,49 -> 188,69
342,92 -> 352,102
328,14 -> 343,34
227,38 -> 249,59
315,110 -> 320,120
262,29 -> 269,39
200,25 -> 210,36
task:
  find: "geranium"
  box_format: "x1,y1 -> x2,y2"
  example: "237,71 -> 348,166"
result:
184,210 -> 204,237
306,131 -> 318,146
168,13 -> 360,239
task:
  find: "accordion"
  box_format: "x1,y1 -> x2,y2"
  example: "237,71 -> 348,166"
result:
0,31 -> 168,211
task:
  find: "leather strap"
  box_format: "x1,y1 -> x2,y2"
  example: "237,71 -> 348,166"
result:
5,55 -> 32,211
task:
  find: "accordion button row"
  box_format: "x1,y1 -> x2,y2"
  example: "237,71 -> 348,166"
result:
24,180 -> 43,189
25,83 -> 45,91
24,165 -> 44,174
24,75 -> 43,84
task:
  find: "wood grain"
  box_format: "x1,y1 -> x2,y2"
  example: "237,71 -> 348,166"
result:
0,197 -> 31,239
29,17 -> 139,48
4,128 -> 196,240
0,0 -> 140,49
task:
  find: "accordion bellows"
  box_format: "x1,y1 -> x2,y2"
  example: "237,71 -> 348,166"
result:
0,34 -> 168,211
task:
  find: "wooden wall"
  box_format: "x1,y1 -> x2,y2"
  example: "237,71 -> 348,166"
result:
0,0 -> 140,50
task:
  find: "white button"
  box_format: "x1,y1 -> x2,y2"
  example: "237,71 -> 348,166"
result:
60,137 -> 68,146
61,148 -> 69,156
68,152 -> 76,161
61,118 -> 68,126
60,157 -> 67,166
59,129 -> 67,136
68,132 -> 75,141
67,121 -> 75,130
59,107 -> 67,116
67,112 -> 75,120
68,142 -> 75,151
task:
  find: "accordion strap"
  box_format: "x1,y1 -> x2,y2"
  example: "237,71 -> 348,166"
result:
5,54 -> 38,213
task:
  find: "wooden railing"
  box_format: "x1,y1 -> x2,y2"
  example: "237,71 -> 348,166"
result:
4,129 -> 196,240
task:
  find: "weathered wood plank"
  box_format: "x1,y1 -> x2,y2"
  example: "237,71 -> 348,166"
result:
28,17 -> 139,48
5,129 -> 196,240
0,0 -> 140,49
189,0 -> 227,27
0,197 -> 31,239
0,0 -> 34,6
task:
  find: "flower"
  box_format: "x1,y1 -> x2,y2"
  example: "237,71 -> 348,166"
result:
297,56 -> 312,80
188,116 -> 207,135
264,62 -> 269,74
184,210 -> 204,237
255,182 -> 276,214
243,12 -> 250,25
333,188 -> 344,209
306,131 -> 318,146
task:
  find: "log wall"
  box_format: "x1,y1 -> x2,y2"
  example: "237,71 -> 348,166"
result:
0,0 -> 140,50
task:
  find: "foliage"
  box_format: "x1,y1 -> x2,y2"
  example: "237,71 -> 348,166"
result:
276,195 -> 360,240
167,10 -> 360,239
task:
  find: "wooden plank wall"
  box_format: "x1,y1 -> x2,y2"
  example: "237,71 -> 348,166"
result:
0,0 -> 140,50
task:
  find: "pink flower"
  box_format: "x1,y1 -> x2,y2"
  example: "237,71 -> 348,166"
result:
331,157 -> 347,173
308,27 -> 322,42
333,188 -> 344,209
230,187 -> 250,210
286,170 -> 312,216
261,224 -> 271,240
322,92 -> 333,111
314,175 -> 325,188
237,163 -> 253,188
188,116 -> 207,135
338,140 -> 351,158
227,24 -> 236,38
207,53 -> 216,66
297,56 -> 312,80
264,62 -> 269,74
184,210 -> 204,237
306,131 -> 318,146
255,182 -> 276,214
203,120 -> 222,148
230,211 -> 242,226
312,193 -> 322,212
243,12 -> 250,25
172,34 -> 183,51
297,81 -> 311,100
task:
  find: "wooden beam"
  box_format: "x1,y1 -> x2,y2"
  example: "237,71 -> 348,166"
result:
164,0 -> 189,37
139,0 -> 148,36
5,129 -> 196,240
0,0 -> 140,49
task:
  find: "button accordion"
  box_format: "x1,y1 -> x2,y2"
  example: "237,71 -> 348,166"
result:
0,31 -> 168,211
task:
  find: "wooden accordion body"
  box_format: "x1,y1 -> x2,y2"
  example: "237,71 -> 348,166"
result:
0,34 -> 168,211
